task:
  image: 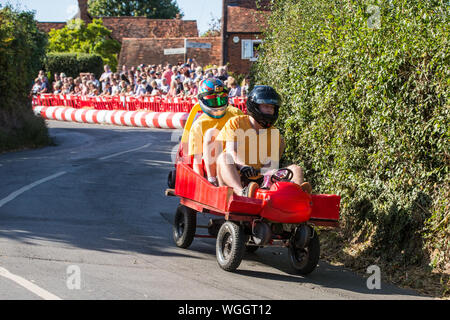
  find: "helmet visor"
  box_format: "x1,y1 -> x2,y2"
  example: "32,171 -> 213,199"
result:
201,94 -> 228,108
254,98 -> 280,106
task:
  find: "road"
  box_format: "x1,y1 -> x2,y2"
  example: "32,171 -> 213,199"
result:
0,120 -> 431,300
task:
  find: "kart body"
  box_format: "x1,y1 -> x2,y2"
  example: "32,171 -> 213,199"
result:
166,103 -> 340,273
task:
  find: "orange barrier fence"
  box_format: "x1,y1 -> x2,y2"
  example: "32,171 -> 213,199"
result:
32,94 -> 247,113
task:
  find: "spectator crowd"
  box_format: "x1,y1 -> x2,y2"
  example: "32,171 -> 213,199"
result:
32,59 -> 250,102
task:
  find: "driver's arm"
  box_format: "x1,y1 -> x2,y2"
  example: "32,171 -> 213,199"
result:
226,141 -> 247,171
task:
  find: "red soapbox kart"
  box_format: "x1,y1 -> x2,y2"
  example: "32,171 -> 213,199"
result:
165,104 -> 340,274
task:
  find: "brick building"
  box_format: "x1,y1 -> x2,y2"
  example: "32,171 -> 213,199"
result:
221,0 -> 271,74
37,0 -> 272,73
119,37 -> 222,68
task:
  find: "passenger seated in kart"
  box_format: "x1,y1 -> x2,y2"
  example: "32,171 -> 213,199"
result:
215,85 -> 312,197
188,78 -> 243,186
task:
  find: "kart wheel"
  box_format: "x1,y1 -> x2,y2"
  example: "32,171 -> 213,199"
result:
216,221 -> 245,272
173,205 -> 196,249
288,230 -> 320,275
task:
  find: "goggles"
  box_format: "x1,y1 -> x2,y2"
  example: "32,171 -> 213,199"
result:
200,92 -> 228,108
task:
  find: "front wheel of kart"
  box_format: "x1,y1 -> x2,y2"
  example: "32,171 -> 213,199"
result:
173,205 -> 196,248
216,221 -> 245,272
288,230 -> 320,275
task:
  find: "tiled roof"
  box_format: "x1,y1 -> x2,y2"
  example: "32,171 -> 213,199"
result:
100,17 -> 198,42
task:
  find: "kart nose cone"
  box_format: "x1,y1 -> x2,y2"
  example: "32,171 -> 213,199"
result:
257,182 -> 312,223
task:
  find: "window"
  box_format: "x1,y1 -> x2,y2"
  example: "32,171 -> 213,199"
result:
241,39 -> 262,61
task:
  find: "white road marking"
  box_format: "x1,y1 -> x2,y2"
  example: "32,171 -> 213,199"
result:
0,171 -> 66,209
0,267 -> 62,300
99,143 -> 151,160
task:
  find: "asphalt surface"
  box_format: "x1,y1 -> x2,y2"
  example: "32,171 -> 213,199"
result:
0,120 -> 433,300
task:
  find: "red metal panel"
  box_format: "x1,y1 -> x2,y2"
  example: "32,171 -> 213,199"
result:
175,163 -> 232,213
310,194 -> 340,221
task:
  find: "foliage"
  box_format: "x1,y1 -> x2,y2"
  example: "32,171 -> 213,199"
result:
48,18 -> 121,71
45,52 -> 104,79
0,5 -> 50,151
87,0 -> 182,19
253,0 -> 449,281
201,15 -> 221,37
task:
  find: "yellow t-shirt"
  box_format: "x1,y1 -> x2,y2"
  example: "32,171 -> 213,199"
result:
216,115 -> 282,171
188,105 -> 244,156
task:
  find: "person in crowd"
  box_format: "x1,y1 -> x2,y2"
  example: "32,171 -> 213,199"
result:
217,67 -> 228,82
155,71 -> 163,87
73,84 -> 82,95
102,82 -> 112,96
38,70 -> 49,88
182,64 -> 191,80
241,76 -> 250,97
124,84 -> 134,96
227,76 -> 242,104
135,79 -> 147,97
215,85 -> 311,197
175,75 -> 184,95
81,78 -> 89,95
168,79 -> 179,97
120,65 -> 128,80
66,77 -> 75,93
31,78 -> 42,95
39,76 -> 49,94
159,77 -> 170,94
88,73 -> 100,89
162,64 -> 173,86
194,66 -> 204,82
149,80 -> 161,96
111,79 -> 121,96
119,80 -> 127,93
53,82 -> 62,94
62,83 -> 71,94
99,65 -> 112,92
189,80 -> 198,97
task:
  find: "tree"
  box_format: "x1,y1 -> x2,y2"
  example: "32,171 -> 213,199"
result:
47,18 -> 121,71
87,0 -> 182,19
201,15 -> 221,37
0,5 -> 50,151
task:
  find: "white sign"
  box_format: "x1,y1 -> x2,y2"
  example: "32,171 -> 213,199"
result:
164,48 -> 186,55
185,41 -> 211,49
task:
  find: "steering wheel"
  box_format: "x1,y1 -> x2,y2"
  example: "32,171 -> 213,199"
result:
270,168 -> 294,183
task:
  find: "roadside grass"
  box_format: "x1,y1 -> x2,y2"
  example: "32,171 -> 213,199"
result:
319,228 -> 450,299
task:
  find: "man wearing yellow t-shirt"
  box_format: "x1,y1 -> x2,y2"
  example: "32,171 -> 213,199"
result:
188,78 -> 243,185
215,85 -> 311,197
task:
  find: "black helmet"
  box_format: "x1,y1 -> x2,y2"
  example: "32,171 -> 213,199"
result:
246,85 -> 281,128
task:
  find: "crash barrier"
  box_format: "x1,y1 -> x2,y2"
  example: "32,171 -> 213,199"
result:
32,106 -> 188,129
32,94 -> 248,113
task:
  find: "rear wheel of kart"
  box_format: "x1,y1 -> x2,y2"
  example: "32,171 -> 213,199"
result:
173,205 -> 196,249
216,221 -> 245,272
288,230 -> 320,275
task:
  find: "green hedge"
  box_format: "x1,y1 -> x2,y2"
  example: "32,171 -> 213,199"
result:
45,52 -> 104,79
253,0 -> 448,281
0,5 -> 50,151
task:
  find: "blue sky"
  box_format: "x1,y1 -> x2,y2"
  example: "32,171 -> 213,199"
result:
0,0 -> 222,34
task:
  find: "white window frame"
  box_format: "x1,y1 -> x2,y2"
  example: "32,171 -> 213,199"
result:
241,39 -> 263,61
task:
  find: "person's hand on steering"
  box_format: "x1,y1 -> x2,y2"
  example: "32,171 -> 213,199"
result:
239,166 -> 259,178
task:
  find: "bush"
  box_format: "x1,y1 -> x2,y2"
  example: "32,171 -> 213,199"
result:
47,18 -> 121,71
0,5 -> 50,152
45,52 -> 104,79
253,0 -> 449,282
